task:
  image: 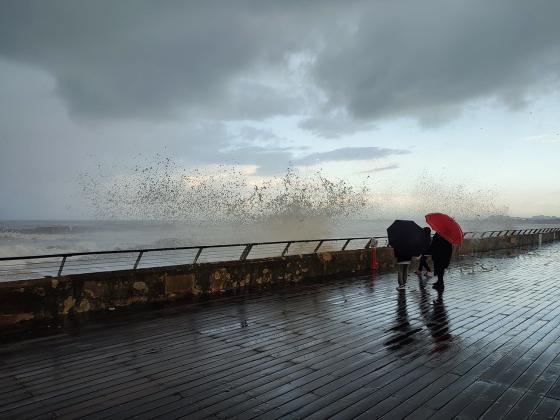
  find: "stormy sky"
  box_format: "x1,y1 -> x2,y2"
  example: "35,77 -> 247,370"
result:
1,0 -> 559,219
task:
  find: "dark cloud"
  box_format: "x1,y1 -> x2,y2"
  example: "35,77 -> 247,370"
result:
2,1 -> 560,219
2,1 -> 558,127
0,1 -> 332,121
312,0 -> 560,126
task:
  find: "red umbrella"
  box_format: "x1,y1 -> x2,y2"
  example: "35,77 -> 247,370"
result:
425,213 -> 464,244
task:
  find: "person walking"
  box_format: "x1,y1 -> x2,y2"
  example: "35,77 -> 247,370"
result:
416,254 -> 432,276
394,247 -> 411,291
415,227 -> 433,277
429,232 -> 453,290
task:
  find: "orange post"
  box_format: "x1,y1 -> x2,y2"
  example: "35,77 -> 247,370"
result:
371,247 -> 379,270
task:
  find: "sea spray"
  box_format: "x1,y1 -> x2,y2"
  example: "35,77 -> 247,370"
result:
409,174 -> 510,231
79,156 -> 372,239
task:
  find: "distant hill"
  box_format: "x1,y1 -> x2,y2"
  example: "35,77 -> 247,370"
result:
483,215 -> 560,223
530,215 -> 560,221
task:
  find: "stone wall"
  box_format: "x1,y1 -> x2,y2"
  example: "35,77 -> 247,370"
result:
0,232 -> 557,331
0,249 -> 375,329
456,232 -> 556,254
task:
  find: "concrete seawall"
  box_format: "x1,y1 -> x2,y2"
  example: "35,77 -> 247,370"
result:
0,231 -> 557,331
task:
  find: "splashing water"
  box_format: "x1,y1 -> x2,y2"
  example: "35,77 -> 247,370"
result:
411,175 -> 507,219
79,157 -> 372,229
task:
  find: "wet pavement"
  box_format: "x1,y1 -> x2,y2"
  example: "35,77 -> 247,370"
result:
2,243 -> 560,419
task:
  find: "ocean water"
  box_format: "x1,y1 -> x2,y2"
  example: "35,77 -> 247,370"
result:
1,218 -> 558,258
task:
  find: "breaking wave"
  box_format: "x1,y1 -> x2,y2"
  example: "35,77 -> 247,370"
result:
78,157 -> 372,224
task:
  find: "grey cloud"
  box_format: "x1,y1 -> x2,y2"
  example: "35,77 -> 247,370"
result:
216,146 -> 293,175
0,1 -> 308,122
295,147 -> 409,166
299,114 -> 376,139
312,0 -> 560,125
0,1 -> 329,120
1,1 -> 559,129
216,145 -> 408,175
235,126 -> 283,143
358,164 -> 400,173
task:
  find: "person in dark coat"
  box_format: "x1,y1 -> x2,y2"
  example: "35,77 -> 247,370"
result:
415,227 -> 433,276
429,232 -> 453,290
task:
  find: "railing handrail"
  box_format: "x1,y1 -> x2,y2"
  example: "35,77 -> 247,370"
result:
0,227 -> 558,281
2,227 -> 560,262
0,235 -> 383,262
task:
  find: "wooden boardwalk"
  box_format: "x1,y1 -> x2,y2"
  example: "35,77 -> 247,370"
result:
2,243 -> 560,419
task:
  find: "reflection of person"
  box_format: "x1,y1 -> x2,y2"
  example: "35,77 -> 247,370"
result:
418,287 -> 451,352
429,233 -> 453,290
384,291 -> 417,351
431,292 -> 451,344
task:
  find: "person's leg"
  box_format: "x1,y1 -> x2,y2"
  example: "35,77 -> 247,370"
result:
433,263 -> 444,289
415,256 -> 426,275
397,262 -> 409,290
420,255 -> 431,273
424,255 -> 433,276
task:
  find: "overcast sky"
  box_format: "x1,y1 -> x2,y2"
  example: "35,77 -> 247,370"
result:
1,0 -> 559,219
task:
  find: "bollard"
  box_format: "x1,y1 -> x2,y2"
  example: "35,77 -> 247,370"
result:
371,247 -> 379,271
539,234 -> 543,247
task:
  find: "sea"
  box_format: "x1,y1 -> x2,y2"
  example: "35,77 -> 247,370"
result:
2,218 -> 559,258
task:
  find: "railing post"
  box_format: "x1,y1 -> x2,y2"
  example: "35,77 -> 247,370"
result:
58,256 -> 67,277
341,239 -> 351,251
193,247 -> 203,264
314,241 -> 324,253
365,238 -> 373,248
133,251 -> 144,269
240,244 -> 253,261
281,242 -> 291,257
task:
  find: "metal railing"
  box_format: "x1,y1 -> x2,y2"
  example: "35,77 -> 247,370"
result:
0,236 -> 387,282
1,228 -> 558,283
462,228 -> 560,239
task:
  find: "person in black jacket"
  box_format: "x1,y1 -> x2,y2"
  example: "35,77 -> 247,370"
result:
429,233 -> 453,290
415,227 -> 433,277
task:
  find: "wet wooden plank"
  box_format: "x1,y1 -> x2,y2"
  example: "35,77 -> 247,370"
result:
1,243 -> 560,419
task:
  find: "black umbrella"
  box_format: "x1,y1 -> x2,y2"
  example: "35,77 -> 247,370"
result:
387,220 -> 431,262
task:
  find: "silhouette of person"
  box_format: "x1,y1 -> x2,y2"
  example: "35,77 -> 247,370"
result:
416,227 -> 433,276
418,287 -> 451,353
384,291 -> 420,352
429,233 -> 453,290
